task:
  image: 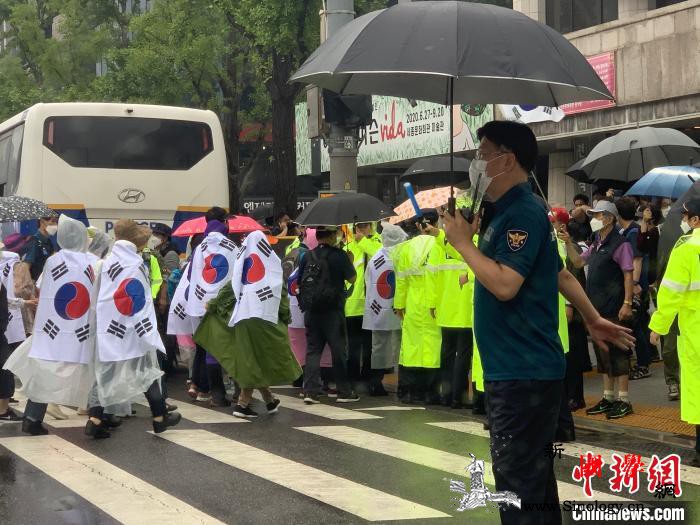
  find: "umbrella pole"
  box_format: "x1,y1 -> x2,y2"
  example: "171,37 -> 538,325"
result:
448,77 -> 456,215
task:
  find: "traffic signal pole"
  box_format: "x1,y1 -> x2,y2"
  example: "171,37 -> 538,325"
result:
323,0 -> 359,192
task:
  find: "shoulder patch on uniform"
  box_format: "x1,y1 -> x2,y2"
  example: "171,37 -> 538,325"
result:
507,230 -> 529,251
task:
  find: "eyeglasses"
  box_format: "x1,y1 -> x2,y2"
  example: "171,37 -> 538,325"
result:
474,148 -> 510,161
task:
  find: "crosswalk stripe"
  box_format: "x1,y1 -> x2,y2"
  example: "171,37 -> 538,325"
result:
296,425 -> 633,502
255,393 -> 382,420
154,429 -> 450,521
10,395 -> 86,428
0,435 -> 224,525
356,406 -> 426,411
428,421 -> 700,486
134,397 -> 248,424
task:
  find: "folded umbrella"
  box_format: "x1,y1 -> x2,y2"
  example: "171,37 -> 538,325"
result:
0,196 -> 56,223
626,166 -> 700,199
295,192 -> 393,227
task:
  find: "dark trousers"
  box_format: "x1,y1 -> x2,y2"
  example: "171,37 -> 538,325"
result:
0,341 -> 18,399
486,379 -> 562,525
24,400 -> 48,422
192,345 -> 210,393
304,309 -> 352,397
555,381 -> 576,442
662,320 -> 680,385
157,309 -> 178,373
206,362 -> 227,403
566,320 -> 588,404
399,366 -> 439,400
439,328 -> 473,404
89,380 -> 167,419
346,315 -> 372,382
632,292 -> 652,368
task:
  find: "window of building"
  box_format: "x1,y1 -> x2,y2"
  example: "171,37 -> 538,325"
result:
546,0 -> 618,33
648,0 -> 686,9
43,117 -> 214,170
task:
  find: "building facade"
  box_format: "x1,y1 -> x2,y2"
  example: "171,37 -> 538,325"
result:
512,0 -> 700,205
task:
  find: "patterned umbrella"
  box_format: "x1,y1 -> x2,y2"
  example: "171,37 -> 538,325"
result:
390,186 -> 452,224
0,196 -> 56,223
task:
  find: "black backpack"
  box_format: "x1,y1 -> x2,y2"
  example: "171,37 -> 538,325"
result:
298,248 -> 337,312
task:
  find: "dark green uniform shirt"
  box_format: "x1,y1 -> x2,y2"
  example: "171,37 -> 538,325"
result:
474,183 -> 565,381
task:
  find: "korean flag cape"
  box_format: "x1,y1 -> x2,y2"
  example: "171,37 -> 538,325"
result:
5,250 -> 98,406
0,252 -> 27,344
167,262 -> 196,335
185,232 -> 238,318
96,241 -> 165,362
229,231 -> 282,327
363,248 -> 401,331
30,250 -> 98,364
93,241 -> 163,407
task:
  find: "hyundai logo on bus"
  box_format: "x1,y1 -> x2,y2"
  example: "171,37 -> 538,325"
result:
118,189 -> 146,204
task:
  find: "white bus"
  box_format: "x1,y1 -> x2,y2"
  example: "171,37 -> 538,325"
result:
0,102 -> 228,234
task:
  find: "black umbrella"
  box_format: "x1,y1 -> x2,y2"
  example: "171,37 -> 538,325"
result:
578,127 -> 700,183
400,156 -> 470,187
0,196 -> 56,223
291,1 -> 612,211
658,181 -> 700,271
249,203 -> 274,222
295,192 -> 393,227
565,159 -> 590,183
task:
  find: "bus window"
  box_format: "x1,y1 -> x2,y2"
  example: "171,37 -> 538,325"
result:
0,124 -> 24,196
42,116 -> 214,170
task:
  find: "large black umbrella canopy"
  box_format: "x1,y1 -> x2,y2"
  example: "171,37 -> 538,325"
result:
0,196 -> 57,223
565,159 -> 589,183
658,181 -> 700,272
295,192 -> 393,227
579,127 -> 700,183
291,1 -> 612,106
400,155 -> 470,187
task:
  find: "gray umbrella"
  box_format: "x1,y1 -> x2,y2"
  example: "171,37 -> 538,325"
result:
400,155 -> 470,187
579,127 -> 700,183
291,1 -> 612,211
291,1 -> 611,106
0,196 -> 56,223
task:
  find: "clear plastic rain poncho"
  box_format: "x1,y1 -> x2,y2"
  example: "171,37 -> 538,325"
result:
4,215 -> 98,406
92,239 -> 163,407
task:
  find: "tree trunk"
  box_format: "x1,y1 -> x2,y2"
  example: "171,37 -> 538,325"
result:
222,113 -> 241,214
268,51 -> 300,218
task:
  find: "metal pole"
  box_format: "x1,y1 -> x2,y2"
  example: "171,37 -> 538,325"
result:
325,0 -> 359,192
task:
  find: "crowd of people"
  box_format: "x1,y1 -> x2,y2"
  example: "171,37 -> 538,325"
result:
0,119 -> 698,525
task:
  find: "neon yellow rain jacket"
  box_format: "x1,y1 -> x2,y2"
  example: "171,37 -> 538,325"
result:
345,234 -> 382,317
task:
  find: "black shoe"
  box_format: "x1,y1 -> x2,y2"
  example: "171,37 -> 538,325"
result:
568,399 -> 586,412
266,398 -> 281,414
22,419 -> 48,436
0,409 -> 22,421
629,366 -> 651,380
303,393 -> 320,405
606,401 -> 633,419
166,403 -> 178,412
85,420 -> 111,439
101,415 -> 122,428
424,394 -> 441,406
153,412 -> 182,433
472,406 -> 487,415
483,422 -> 490,431
369,385 -> 389,397
232,405 -> 258,418
8,397 -> 18,404
400,392 -> 414,404
690,454 -> 700,468
586,398 -> 614,415
336,393 -> 360,403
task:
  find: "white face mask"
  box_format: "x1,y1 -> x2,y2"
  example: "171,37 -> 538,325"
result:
680,220 -> 692,234
46,225 -> 58,236
468,155 -> 506,210
147,235 -> 162,250
590,218 -> 604,233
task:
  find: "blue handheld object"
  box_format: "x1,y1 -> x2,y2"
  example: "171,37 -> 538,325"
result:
403,182 -> 423,217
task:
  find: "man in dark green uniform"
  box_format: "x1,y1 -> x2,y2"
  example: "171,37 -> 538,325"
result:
443,121 -> 634,525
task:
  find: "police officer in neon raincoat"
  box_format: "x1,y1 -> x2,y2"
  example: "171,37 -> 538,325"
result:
394,211 -> 442,403
649,198 -> 700,467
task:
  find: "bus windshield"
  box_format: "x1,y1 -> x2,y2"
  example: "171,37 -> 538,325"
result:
43,116 -> 213,170
0,124 -> 24,196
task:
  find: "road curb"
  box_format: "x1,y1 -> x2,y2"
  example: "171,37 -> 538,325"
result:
573,415 -> 696,450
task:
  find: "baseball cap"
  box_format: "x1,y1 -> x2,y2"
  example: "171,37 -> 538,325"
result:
151,223 -> 172,237
586,200 -> 619,219
682,198 -> 700,219
549,207 -> 570,225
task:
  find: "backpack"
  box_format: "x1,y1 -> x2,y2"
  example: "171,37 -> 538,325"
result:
298,248 -> 337,312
